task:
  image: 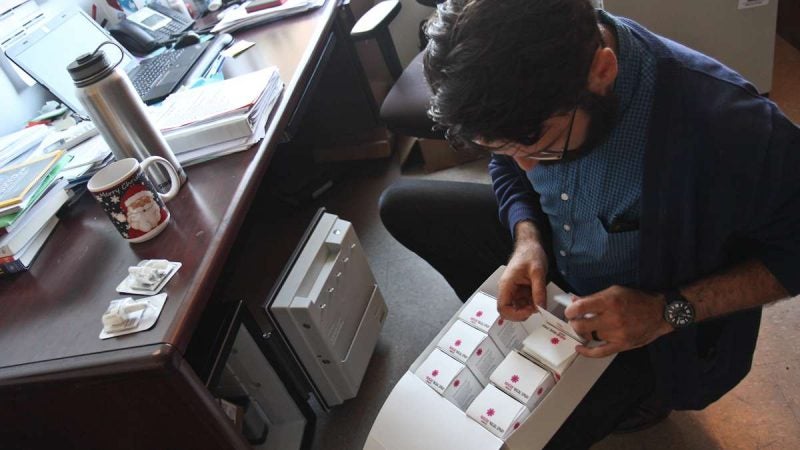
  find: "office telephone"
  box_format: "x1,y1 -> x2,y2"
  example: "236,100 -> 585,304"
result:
109,3 -> 195,55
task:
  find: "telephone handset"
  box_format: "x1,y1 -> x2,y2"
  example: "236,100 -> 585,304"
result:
109,3 -> 194,55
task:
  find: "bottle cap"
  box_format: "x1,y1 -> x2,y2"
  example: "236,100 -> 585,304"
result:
67,42 -> 118,87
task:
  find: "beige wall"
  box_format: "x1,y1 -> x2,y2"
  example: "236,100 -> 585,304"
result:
605,0 -> 778,93
388,0 -> 436,66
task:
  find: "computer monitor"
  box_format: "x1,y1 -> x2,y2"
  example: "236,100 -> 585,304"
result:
4,9 -> 137,118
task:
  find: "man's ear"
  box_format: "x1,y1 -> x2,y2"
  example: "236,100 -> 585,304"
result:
586,47 -> 618,95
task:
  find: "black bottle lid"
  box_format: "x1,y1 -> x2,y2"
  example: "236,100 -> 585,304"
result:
67,45 -> 114,87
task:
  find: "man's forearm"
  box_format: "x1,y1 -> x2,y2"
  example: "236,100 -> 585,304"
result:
681,259 -> 790,322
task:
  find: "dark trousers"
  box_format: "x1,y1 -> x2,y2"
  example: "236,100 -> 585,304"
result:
379,178 -> 656,449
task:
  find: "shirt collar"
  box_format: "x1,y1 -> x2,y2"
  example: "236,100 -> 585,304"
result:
597,9 -> 642,114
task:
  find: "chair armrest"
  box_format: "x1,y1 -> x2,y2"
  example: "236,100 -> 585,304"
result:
351,0 -> 402,40
350,0 -> 404,80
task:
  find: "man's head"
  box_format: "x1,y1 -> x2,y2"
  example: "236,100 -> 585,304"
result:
424,0 -> 619,170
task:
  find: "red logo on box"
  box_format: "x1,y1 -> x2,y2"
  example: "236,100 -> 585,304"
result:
453,379 -> 461,387
487,408 -> 495,417
431,369 -> 439,377
476,348 -> 483,356
455,339 -> 462,347
551,337 -> 561,345
513,422 -> 520,430
537,387 -> 544,396
476,310 -> 483,317
511,375 -> 520,384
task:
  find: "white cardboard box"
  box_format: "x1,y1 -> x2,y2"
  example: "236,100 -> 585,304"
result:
413,349 -> 484,410
490,351 -> 555,411
437,320 -> 505,385
458,291 -> 530,354
365,267 -> 615,450
466,384 -> 532,440
521,324 -> 580,380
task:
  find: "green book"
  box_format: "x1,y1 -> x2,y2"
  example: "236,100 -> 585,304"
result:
0,153 -> 72,226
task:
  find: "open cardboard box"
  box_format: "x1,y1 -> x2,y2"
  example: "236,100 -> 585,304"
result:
365,267 -> 615,450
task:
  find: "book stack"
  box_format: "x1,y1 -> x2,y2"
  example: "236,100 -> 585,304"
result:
0,125 -> 49,168
211,0 -> 323,34
0,151 -> 71,275
149,67 -> 284,166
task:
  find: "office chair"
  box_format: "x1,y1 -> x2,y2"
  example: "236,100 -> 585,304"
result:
350,0 -> 445,141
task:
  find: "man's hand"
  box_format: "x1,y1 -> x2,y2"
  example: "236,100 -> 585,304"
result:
565,285 -> 673,358
497,221 -> 548,322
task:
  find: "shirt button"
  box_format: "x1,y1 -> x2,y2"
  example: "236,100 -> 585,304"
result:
560,269 -> 567,276
563,224 -> 571,232
559,250 -> 567,257
560,193 -> 569,201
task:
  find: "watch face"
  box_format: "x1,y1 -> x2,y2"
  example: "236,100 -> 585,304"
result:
665,301 -> 695,328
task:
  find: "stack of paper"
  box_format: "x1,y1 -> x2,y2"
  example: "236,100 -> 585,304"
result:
56,135 -> 114,189
0,125 -> 48,168
149,67 -> 284,166
211,0 -> 325,34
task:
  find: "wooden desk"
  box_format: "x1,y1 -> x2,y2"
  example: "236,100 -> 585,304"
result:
0,1 -> 365,447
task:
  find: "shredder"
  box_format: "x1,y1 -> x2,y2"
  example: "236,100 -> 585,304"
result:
268,212 -> 388,408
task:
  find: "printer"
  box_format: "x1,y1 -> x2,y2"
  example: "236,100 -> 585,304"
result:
269,212 -> 388,408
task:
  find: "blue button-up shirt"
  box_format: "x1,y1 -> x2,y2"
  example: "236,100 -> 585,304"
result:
527,11 -> 657,295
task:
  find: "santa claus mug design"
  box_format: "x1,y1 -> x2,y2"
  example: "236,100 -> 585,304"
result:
87,157 -> 180,243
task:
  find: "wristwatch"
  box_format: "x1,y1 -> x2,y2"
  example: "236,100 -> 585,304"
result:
663,289 -> 695,329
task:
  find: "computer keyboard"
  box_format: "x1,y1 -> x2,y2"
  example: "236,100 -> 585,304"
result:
127,40 -> 212,104
130,48 -> 188,98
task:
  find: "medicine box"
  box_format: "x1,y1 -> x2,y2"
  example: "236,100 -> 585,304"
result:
466,384 -> 532,440
437,320 -> 504,385
413,349 -> 483,410
365,267 -> 615,450
521,317 -> 583,380
458,291 -> 530,354
489,351 -> 555,410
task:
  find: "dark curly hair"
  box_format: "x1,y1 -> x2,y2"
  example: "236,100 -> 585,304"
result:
424,0 -> 602,146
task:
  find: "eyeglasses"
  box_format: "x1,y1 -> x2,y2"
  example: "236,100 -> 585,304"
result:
445,107 -> 578,161
519,107 -> 577,161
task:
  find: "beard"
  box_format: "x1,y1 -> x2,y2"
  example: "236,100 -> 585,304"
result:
543,90 -> 620,165
128,204 -> 161,232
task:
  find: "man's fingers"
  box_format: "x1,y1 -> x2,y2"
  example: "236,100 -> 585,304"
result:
497,286 -> 535,321
575,343 -> 621,358
568,314 -> 602,341
564,296 -> 604,320
531,276 -> 547,311
498,303 -> 535,321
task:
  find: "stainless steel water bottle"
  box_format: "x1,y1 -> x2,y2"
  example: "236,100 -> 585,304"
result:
67,42 -> 187,190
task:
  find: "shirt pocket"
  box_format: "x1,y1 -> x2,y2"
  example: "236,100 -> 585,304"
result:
593,216 -> 641,275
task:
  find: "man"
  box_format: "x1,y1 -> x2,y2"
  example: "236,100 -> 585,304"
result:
379,0 -> 800,447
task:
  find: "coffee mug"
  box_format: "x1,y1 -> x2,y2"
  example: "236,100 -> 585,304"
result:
88,157 -> 180,243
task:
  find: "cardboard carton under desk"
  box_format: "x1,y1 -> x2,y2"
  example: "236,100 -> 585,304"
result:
417,138 -> 485,172
365,267 -> 615,450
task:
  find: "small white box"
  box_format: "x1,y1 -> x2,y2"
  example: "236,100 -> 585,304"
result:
521,308 -> 585,379
490,351 -> 556,410
459,292 -> 530,354
438,320 -> 505,385
466,384 -> 532,440
414,349 -> 483,410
